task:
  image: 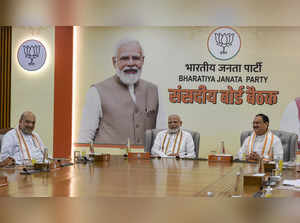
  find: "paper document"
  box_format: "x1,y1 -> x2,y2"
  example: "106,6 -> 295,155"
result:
253,173 -> 265,177
282,179 -> 300,187
164,156 -> 176,159
215,154 -> 232,156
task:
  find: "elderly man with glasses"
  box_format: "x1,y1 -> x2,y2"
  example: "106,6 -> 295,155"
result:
0,111 -> 46,167
79,38 -> 165,145
151,114 -> 195,158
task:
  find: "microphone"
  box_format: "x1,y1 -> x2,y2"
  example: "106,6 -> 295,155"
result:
42,148 -> 48,163
21,167 -> 39,175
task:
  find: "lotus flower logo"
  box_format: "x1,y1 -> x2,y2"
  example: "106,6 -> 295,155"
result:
17,39 -> 47,71
207,27 -> 241,61
214,33 -> 234,55
23,44 -> 41,66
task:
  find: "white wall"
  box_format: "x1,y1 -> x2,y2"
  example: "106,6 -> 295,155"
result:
11,27 -> 55,156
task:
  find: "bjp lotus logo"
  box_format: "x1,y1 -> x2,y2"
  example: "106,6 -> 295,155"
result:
17,39 -> 47,71
23,44 -> 41,66
207,27 -> 241,61
214,32 -> 235,55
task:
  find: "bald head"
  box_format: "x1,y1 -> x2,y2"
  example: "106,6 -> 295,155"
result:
19,111 -> 36,135
19,111 -> 35,122
168,114 -> 182,134
169,114 -> 181,121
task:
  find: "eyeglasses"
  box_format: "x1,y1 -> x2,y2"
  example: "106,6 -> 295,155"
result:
117,55 -> 144,63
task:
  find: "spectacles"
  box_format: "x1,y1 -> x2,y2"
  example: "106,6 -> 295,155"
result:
117,55 -> 144,63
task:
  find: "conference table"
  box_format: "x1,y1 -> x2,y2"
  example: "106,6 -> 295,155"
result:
0,155 -> 299,198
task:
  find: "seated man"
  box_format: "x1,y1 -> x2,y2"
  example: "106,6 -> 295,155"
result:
0,111 -> 46,167
151,114 -> 196,158
238,114 -> 283,161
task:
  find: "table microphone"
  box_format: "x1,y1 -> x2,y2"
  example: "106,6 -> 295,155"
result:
43,148 -> 48,163
23,167 -> 29,173
21,167 -> 39,175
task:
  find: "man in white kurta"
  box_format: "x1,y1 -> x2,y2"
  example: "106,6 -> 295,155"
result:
238,114 -> 283,161
151,114 -> 196,158
0,111 -> 45,166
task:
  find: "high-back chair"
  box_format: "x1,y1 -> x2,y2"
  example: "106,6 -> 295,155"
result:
0,128 -> 13,152
240,130 -> 298,162
144,129 -> 200,157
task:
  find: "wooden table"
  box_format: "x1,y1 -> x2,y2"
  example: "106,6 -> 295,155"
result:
0,156 -> 299,197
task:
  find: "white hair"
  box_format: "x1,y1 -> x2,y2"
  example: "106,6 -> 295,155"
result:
114,37 -> 144,57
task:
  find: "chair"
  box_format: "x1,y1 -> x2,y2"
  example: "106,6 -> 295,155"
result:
144,129 -> 200,157
240,130 -> 298,162
0,128 -> 13,152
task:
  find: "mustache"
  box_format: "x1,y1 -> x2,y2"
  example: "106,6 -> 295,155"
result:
168,128 -> 180,134
116,66 -> 142,85
122,66 -> 139,72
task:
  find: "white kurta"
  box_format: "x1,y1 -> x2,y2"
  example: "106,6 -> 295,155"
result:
0,129 -> 45,165
238,132 -> 283,160
78,86 -> 167,143
151,129 -> 196,158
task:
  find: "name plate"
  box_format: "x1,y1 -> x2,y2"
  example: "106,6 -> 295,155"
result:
90,154 -> 111,161
208,154 -> 233,162
0,176 -> 8,187
34,163 -> 49,171
244,174 -> 265,186
264,163 -> 276,173
243,174 -> 265,193
128,152 -> 150,159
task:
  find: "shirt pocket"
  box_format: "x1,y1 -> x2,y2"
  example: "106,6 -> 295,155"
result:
144,108 -> 157,128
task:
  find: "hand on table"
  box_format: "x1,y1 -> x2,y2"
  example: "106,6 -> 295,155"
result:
246,152 -> 260,161
0,157 -> 15,167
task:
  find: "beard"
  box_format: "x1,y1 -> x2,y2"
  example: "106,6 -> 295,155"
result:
20,126 -> 33,135
168,127 -> 180,134
116,66 -> 142,85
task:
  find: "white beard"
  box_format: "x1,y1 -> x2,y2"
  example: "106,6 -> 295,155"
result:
168,128 -> 180,134
116,66 -> 142,85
